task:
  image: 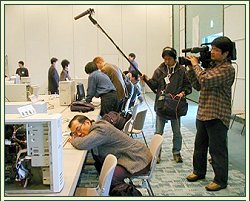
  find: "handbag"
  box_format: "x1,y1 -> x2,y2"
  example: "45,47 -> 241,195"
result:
156,93 -> 188,119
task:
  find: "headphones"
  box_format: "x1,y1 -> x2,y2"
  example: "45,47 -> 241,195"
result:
162,47 -> 177,60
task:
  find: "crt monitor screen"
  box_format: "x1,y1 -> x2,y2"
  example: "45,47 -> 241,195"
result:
76,83 -> 85,101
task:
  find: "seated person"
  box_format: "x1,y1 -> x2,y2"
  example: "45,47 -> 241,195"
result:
125,71 -> 143,108
85,61 -> 119,117
68,115 -> 152,190
117,72 -> 134,113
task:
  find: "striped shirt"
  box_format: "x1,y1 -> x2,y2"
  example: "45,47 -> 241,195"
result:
187,61 -> 235,128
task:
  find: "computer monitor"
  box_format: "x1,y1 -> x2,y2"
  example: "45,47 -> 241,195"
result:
20,77 -> 31,84
5,84 -> 28,102
9,75 -> 20,84
76,83 -> 85,101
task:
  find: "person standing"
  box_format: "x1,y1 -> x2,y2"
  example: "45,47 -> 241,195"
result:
84,61 -> 119,117
93,56 -> 126,102
16,61 -> 29,77
185,36 -> 235,191
128,53 -> 139,73
141,47 -> 192,163
59,59 -> 71,81
48,57 -> 59,94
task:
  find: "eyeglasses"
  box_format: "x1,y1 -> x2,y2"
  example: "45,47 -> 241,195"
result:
70,123 -> 83,136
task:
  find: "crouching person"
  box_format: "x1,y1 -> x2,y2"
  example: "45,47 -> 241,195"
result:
68,115 -> 152,194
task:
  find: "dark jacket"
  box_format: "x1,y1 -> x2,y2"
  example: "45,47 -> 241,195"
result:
48,65 -> 59,94
146,62 -> 192,111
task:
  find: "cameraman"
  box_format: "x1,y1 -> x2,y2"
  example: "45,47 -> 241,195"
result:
141,47 -> 192,163
185,36 -> 235,191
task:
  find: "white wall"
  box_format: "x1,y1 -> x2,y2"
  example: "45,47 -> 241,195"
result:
5,5 -> 171,94
224,5 -> 246,112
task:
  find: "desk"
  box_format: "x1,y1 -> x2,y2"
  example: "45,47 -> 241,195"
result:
5,145 -> 86,196
5,95 -> 101,196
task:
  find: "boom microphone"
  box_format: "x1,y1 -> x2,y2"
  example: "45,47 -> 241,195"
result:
74,8 -> 94,20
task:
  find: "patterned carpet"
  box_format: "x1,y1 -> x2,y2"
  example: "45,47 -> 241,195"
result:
76,94 -> 246,197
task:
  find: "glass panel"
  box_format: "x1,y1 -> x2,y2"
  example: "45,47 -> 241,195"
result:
185,5 -> 223,102
173,5 -> 180,55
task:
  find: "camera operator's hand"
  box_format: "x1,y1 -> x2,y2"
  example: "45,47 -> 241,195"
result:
186,55 -> 199,66
176,91 -> 185,98
140,74 -> 148,83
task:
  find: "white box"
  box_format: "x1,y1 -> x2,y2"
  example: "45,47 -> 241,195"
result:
5,113 -> 64,193
59,81 -> 75,106
5,101 -> 47,114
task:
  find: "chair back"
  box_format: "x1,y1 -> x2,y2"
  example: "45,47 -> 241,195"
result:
123,118 -> 133,134
98,154 -> 117,196
131,103 -> 139,120
148,134 -> 164,180
123,103 -> 140,134
132,109 -> 147,130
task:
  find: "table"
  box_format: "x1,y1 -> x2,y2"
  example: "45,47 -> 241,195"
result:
5,95 -> 101,196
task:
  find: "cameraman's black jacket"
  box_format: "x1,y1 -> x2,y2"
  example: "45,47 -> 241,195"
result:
147,62 -> 192,111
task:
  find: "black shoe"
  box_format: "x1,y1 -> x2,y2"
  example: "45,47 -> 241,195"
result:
173,153 -> 183,163
186,173 -> 205,182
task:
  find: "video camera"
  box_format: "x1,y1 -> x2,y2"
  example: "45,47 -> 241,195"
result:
178,42 -> 237,68
178,44 -> 212,68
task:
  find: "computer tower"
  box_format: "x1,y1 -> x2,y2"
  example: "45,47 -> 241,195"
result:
5,113 -> 64,193
59,81 -> 75,106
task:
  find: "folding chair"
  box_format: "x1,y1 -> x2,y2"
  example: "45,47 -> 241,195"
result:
129,134 -> 164,196
74,154 -> 117,196
128,109 -> 148,146
230,110 -> 245,135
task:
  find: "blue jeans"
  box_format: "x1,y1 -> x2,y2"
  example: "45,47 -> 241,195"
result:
155,115 -> 182,154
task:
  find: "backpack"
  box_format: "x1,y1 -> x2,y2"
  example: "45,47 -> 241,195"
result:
70,101 -> 95,113
102,111 -> 132,130
109,183 -> 142,196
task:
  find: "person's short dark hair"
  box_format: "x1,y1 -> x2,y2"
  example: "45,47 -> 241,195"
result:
61,59 -> 70,69
18,61 -> 24,66
130,71 -> 139,80
85,62 -> 98,74
51,57 -> 58,64
123,70 -> 129,75
68,115 -> 95,136
211,36 -> 234,59
162,47 -> 177,60
129,53 -> 136,59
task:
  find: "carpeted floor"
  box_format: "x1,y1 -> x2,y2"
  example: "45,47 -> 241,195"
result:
76,93 -> 246,197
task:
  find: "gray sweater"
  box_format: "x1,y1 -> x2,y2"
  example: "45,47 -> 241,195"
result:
71,120 -> 152,174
